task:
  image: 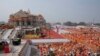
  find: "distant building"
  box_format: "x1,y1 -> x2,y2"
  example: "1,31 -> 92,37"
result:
8,10 -> 46,27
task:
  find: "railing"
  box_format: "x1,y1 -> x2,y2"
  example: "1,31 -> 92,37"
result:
10,30 -> 18,39
0,29 -> 7,39
18,42 -> 29,56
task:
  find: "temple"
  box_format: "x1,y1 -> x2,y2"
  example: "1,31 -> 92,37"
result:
8,10 -> 46,27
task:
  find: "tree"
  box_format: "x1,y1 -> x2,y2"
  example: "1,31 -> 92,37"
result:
94,23 -> 100,26
55,22 -> 61,25
63,21 -> 72,26
63,21 -> 77,26
78,22 -> 86,25
0,21 -> 5,25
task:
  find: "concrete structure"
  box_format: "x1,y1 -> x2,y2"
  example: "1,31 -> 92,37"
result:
9,10 -> 46,27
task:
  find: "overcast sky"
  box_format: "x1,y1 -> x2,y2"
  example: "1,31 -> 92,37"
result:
0,0 -> 100,23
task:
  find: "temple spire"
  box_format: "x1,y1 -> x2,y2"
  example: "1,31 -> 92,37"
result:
27,9 -> 30,14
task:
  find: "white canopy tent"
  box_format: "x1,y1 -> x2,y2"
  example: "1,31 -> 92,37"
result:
31,39 -> 70,43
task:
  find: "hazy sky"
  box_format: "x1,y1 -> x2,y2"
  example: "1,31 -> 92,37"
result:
0,0 -> 100,23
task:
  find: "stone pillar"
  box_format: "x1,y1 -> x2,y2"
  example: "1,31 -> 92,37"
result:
23,21 -> 24,26
14,22 -> 17,26
19,21 -> 22,26
24,21 -> 27,26
31,20 -> 33,26
12,21 -> 15,26
17,21 -> 19,26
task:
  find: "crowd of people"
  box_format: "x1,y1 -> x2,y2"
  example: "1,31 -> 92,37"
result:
34,27 -> 100,56
60,28 -> 100,56
34,41 -> 99,56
